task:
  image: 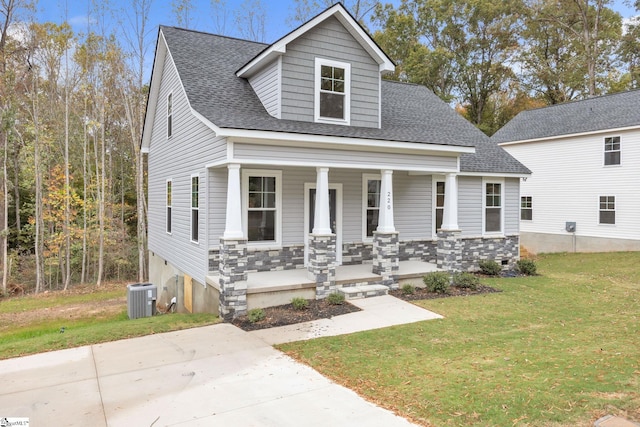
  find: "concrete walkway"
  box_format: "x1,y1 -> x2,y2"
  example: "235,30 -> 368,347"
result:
0,296 -> 442,426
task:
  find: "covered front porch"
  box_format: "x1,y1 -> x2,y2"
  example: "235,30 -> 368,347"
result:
212,162 -> 464,319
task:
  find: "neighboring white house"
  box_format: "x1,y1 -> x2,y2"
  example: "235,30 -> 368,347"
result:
141,4 -> 530,318
493,90 -> 640,254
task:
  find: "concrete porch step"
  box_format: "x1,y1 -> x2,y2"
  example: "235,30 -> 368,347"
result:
338,284 -> 389,300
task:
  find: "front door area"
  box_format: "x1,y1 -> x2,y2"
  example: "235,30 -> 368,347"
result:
304,183 -> 342,266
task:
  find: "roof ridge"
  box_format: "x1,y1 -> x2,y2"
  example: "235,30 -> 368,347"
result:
159,25 -> 269,47
519,88 -> 640,114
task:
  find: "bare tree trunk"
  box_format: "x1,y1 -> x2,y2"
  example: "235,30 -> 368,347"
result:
2,128 -> 8,294
63,45 -> 71,290
33,76 -> 44,293
81,101 -> 88,284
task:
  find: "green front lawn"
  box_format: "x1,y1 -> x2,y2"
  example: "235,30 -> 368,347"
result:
279,252 -> 640,426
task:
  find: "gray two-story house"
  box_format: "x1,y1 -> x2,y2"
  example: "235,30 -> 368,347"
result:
141,3 -> 530,318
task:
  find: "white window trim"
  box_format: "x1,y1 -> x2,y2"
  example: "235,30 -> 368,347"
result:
482,178 -> 504,236
166,178 -> 172,235
603,135 -> 621,167
167,92 -> 173,138
432,175 -> 445,238
362,173 -> 381,242
242,169 -> 283,248
520,195 -> 533,222
598,195 -> 616,226
314,57 -> 351,125
190,173 -> 199,244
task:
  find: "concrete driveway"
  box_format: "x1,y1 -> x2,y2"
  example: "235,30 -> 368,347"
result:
0,322 -> 420,426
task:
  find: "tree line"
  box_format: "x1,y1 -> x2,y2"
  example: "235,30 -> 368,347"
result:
0,0 -> 638,294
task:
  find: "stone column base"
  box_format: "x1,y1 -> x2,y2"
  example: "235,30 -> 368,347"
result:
218,237 -> 248,320
307,234 -> 336,299
437,230 -> 462,272
372,231 -> 399,289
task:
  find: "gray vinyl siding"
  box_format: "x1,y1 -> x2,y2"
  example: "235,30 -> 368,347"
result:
504,178 -> 520,235
458,176 -> 483,236
147,50 -> 226,282
394,172 -> 431,240
233,143 -> 458,171
208,167 -> 227,245
280,16 -> 380,128
248,59 -> 281,118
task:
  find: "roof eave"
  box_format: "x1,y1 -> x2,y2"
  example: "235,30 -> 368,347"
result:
497,124 -> 640,146
141,29 -> 168,151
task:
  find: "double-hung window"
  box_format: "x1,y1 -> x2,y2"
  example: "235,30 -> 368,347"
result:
604,136 -> 620,166
484,181 -> 502,233
167,93 -> 173,138
435,181 -> 445,233
363,175 -> 380,239
521,196 -> 532,221
166,179 -> 172,234
315,58 -> 350,124
599,196 -> 615,224
191,174 -> 199,242
243,170 -> 281,245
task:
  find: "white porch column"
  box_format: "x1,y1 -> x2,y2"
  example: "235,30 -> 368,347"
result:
441,173 -> 459,231
377,169 -> 396,233
313,167 -> 332,234
223,163 -> 243,239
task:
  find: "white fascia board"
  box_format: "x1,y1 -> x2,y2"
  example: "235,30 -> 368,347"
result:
498,124 -> 640,146
236,4 -> 394,78
141,31 -> 168,151
458,171 -> 531,178
206,157 -> 459,173
221,128 -> 475,155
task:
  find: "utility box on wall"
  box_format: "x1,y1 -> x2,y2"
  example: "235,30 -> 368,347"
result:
127,283 -> 157,319
566,222 -> 576,233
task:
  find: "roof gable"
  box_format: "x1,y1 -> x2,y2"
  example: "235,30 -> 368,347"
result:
236,3 -> 394,78
493,90 -> 640,144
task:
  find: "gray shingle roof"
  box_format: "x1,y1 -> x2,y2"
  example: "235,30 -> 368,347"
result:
160,26 -> 529,175
492,90 -> 640,144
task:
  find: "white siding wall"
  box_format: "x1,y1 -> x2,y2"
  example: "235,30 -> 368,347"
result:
248,59 -> 281,118
503,129 -> 640,240
280,16 -> 380,128
147,50 -> 226,282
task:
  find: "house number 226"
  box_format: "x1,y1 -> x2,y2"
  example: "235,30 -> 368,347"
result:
386,192 -> 392,209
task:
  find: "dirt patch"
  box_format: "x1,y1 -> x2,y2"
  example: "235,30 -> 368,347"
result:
389,284 -> 501,301
232,299 -> 361,331
0,282 -> 128,330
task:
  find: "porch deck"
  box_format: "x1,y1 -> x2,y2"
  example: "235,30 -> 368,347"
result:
206,261 -> 439,309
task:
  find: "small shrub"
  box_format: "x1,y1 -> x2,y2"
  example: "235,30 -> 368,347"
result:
452,272 -> 480,290
247,308 -> 265,323
401,284 -> 416,295
291,297 -> 309,310
517,259 -> 537,276
478,259 -> 502,276
326,292 -> 345,305
423,271 -> 450,294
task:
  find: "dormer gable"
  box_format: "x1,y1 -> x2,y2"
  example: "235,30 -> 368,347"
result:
237,3 -> 395,128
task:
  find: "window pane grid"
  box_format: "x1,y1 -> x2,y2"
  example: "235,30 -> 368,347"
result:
599,196 -> 615,224
604,136 -> 620,165
485,183 -> 502,232
521,196 -> 532,221
366,179 -> 381,237
247,175 -> 277,242
435,181 -> 445,232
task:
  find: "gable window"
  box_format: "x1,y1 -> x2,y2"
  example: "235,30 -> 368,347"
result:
315,58 -> 350,124
604,136 -> 620,165
191,174 -> 199,242
363,175 -> 380,239
243,170 -> 282,245
435,181 -> 445,233
167,93 -> 173,138
521,196 -> 532,221
599,196 -> 615,224
484,182 -> 502,233
166,179 -> 172,234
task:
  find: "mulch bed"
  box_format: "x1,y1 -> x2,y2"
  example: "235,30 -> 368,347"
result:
232,299 -> 361,331
232,280 -> 503,331
388,284 -> 501,301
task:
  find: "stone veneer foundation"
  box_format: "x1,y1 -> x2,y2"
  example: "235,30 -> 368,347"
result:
209,236 -> 520,277
218,238 -> 248,320
307,234 -> 337,299
372,231 -> 399,289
